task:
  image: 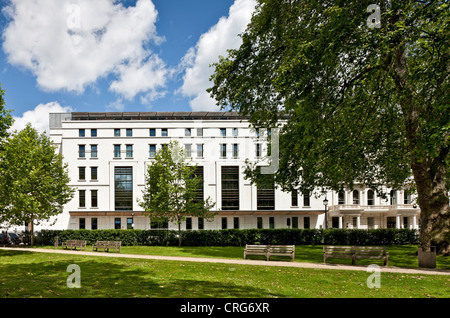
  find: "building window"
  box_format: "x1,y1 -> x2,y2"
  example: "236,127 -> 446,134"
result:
192,166 -> 204,203
404,191 -> 411,204
220,144 -> 227,158
91,218 -> 98,230
126,129 -> 132,137
257,174 -> 275,210
367,189 -> 374,205
368,217 -> 374,229
161,128 -> 168,137
79,145 -> 86,158
233,217 -> 240,229
197,128 -> 203,137
390,190 -> 397,205
115,167 -> 133,211
232,128 -> 238,137
79,129 -> 85,137
198,217 -> 204,230
114,218 -> 121,229
114,145 -> 121,158
91,129 -> 97,137
185,128 -> 191,137
186,217 -> 192,230
257,217 -> 263,229
232,144 -> 238,158
220,128 -> 226,137
338,191 -> 345,204
221,217 -> 227,229
127,217 -> 133,230
291,189 -> 298,206
90,145 -> 98,158
269,217 -> 275,229
79,167 -> 85,180
292,217 -> 299,229
91,167 -> 98,180
114,129 -> 121,137
149,128 -> 156,137
79,218 -> 85,229
197,144 -> 203,158
79,190 -> 86,208
304,216 -> 310,229
221,166 -> 239,210
185,144 -> 192,157
91,190 -> 98,208
303,192 -> 310,207
149,144 -> 156,158
255,143 -> 261,158
353,190 -> 359,204
126,145 -> 133,158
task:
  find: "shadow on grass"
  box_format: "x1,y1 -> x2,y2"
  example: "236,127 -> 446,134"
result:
0,250 -> 283,298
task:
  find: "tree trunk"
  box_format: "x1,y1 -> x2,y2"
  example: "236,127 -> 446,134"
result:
391,35 -> 450,256
30,217 -> 34,246
412,158 -> 450,255
178,223 -> 182,247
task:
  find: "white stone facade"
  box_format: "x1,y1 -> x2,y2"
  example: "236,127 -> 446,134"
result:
36,111 -> 420,232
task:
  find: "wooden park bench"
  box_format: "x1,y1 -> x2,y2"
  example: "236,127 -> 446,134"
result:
92,240 -> 121,253
244,244 -> 295,262
267,245 -> 295,261
244,245 -> 269,260
323,246 -> 389,266
61,240 -> 87,251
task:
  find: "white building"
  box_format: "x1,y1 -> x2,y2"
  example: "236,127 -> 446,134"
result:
43,111 -> 420,232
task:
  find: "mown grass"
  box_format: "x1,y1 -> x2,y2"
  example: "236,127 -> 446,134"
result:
0,247 -> 449,298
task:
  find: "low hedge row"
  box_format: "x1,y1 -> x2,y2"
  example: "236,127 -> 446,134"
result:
36,228 -> 419,247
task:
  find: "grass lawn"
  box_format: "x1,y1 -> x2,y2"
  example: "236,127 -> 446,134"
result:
0,246 -> 449,298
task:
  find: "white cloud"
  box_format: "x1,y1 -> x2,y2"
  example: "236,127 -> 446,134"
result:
179,0 -> 256,111
11,102 -> 73,134
2,0 -> 168,102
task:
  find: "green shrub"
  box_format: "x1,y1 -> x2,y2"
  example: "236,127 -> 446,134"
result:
37,228 -> 419,247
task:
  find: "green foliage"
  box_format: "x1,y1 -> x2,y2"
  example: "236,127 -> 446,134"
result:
208,0 -> 449,252
0,83 -> 13,149
0,124 -> 75,243
37,228 -> 420,247
139,141 -> 216,245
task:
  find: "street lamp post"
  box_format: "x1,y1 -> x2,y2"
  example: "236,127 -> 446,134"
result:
323,198 -> 329,229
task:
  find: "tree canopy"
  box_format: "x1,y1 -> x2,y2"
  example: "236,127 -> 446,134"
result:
208,0 -> 449,254
139,141 -> 216,245
0,124 -> 74,245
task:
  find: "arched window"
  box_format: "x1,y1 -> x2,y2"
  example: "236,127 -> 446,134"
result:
352,190 -> 359,204
367,189 -> 374,205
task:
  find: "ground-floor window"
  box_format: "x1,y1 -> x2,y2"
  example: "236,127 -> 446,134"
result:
304,216 -> 310,229
91,218 -> 98,230
292,217 -> 298,228
79,218 -> 85,229
114,217 -> 121,229
233,217 -> 239,229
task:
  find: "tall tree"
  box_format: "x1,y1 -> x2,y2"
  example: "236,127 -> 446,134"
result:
0,124 -> 74,245
139,141 -> 216,246
208,1 -> 449,255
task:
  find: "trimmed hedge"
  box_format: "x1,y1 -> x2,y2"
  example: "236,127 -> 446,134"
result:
36,228 -> 419,247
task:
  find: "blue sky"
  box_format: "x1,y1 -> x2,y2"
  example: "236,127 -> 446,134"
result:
0,0 -> 256,132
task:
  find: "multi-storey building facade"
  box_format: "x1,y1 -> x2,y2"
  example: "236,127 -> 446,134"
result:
43,111 -> 420,232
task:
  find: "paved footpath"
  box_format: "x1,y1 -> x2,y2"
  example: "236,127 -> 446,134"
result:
1,247 -> 449,276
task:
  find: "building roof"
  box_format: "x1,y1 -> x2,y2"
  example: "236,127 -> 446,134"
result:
70,111 -> 250,121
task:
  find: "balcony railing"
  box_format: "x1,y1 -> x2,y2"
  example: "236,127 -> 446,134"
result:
329,204 -> 418,213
